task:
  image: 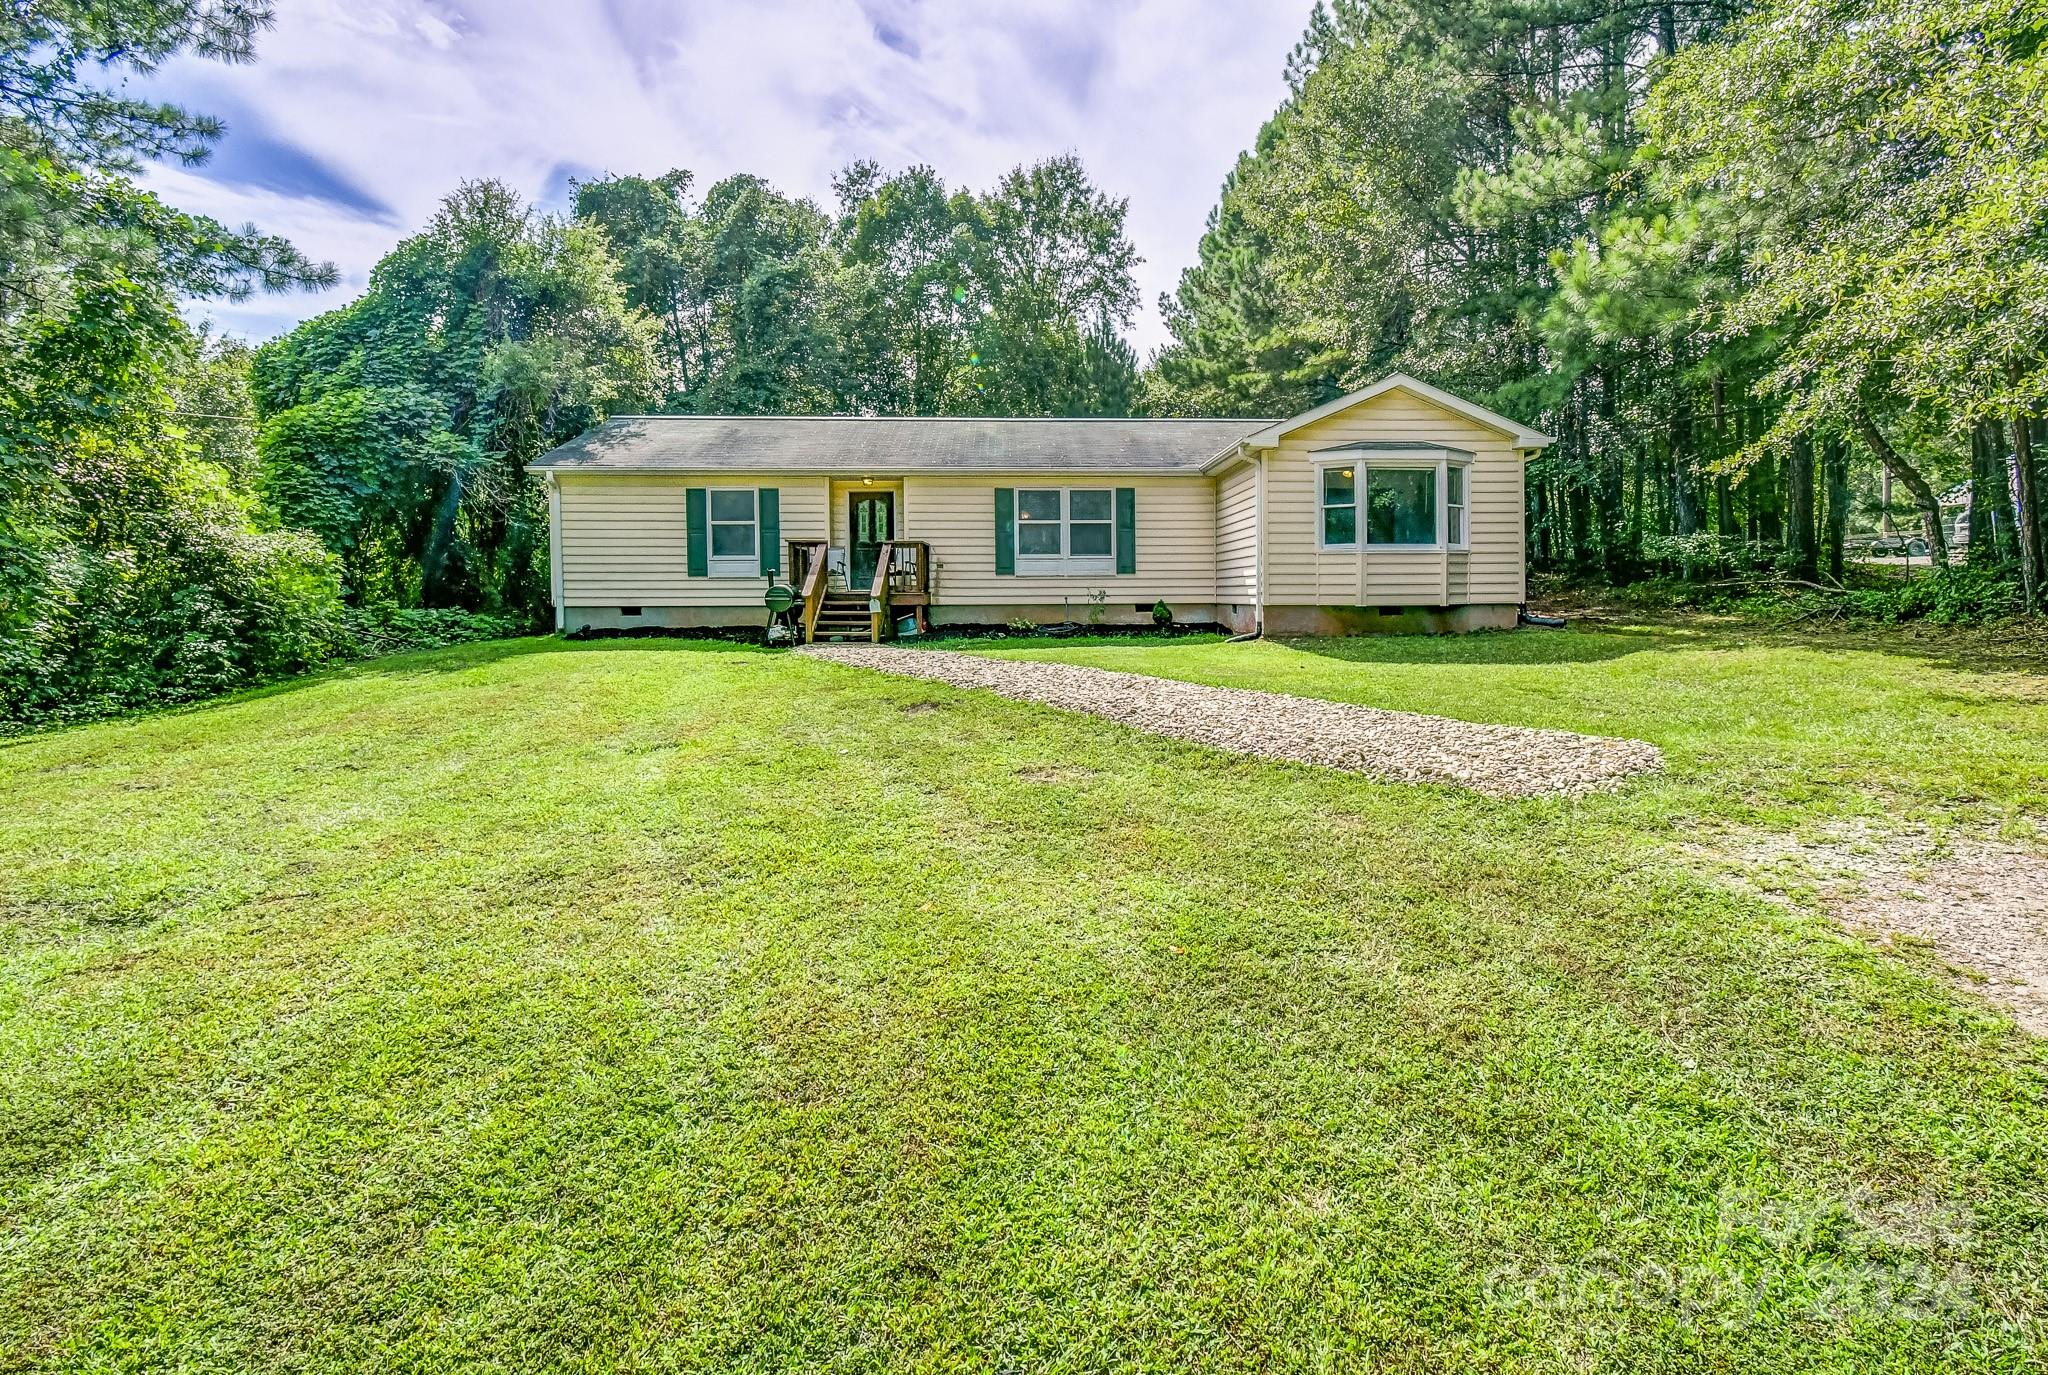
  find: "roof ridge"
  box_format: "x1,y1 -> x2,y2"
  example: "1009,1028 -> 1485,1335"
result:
601,414 -> 1279,423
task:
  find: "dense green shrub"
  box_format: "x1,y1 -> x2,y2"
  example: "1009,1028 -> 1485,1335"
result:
1635,533 -> 1786,581
1834,565 -> 2025,625
1,482 -> 347,727
1578,563 -> 2027,627
338,606 -> 528,658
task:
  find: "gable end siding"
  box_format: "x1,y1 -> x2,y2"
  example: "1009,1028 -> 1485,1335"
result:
1260,389 -> 1524,607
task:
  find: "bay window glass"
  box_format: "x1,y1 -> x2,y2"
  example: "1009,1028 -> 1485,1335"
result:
1366,467 -> 1437,546
1321,466 -> 1357,547
1319,457 -> 1471,548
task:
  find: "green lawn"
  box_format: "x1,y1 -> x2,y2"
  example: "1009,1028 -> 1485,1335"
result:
2,624 -> 2044,1371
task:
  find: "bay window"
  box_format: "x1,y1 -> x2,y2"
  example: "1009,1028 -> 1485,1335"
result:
1365,467 -> 1437,546
1318,453 -> 1470,551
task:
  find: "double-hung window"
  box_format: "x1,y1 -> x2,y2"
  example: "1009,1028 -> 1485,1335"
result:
1016,487 -> 1116,574
1321,467 -> 1357,546
707,488 -> 759,577
1318,453 -> 1470,551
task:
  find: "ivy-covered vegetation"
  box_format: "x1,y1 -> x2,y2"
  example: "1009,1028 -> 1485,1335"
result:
245,157 -> 1144,618
0,6 -> 537,728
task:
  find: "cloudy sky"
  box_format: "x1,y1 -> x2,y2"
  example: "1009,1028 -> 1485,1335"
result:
142,0 -> 1313,358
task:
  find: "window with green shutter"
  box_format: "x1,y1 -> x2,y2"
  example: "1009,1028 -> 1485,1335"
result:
994,488 -> 1015,575
685,488 -> 708,577
689,488 -> 772,578
1115,487 -> 1136,574
1011,487 -> 1120,575
758,488 -> 780,576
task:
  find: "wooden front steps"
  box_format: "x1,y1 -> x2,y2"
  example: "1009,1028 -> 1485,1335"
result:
810,592 -> 876,641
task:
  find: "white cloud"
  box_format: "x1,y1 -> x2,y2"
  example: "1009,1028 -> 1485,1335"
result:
151,0 -> 1310,357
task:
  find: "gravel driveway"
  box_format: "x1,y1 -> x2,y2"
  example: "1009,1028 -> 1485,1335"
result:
800,644 -> 1663,798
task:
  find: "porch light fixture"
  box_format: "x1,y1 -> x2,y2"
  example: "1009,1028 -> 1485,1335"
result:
862,475 -> 874,485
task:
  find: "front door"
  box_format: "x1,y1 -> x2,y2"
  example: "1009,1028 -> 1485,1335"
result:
849,491 -> 895,589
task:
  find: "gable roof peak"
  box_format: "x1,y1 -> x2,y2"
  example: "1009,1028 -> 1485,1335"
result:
1231,373 -> 1555,455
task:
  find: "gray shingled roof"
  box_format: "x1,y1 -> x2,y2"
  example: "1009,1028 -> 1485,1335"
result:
527,415 -> 1277,475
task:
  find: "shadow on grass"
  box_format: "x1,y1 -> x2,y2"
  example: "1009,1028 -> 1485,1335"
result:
0,636 -> 784,750
1553,609 -> 2048,676
1279,626 -> 1658,667
10,613 -> 2041,751
1083,617 -> 2048,678
983,624 -> 1678,667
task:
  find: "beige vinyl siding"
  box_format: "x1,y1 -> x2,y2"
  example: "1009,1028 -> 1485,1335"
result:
1262,389 -> 1524,606
903,473 -> 1216,605
556,473 -> 828,605
1215,461 -> 1259,603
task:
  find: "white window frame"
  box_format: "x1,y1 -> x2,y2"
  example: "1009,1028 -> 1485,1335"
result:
1318,463 -> 1360,550
1445,462 -> 1468,549
707,486 -> 761,578
1015,487 -> 1117,576
1315,453 -> 1471,553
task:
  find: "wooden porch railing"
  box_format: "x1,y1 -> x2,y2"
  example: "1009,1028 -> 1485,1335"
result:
783,538 -> 929,642
887,541 -> 930,601
866,541 -> 895,641
787,539 -> 829,642
876,541 -> 931,638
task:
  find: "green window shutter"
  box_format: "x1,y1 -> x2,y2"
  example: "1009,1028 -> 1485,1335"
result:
758,487 -> 780,576
685,488 -> 708,577
994,488 -> 1015,575
1115,487 -> 1136,574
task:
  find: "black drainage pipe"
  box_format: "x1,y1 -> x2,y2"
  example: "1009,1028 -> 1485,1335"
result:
1518,603 -> 1567,629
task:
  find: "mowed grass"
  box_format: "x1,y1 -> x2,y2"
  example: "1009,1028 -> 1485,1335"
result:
1,627 -> 2044,1371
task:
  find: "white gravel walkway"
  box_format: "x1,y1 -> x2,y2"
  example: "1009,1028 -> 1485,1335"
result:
800,644 -> 1663,798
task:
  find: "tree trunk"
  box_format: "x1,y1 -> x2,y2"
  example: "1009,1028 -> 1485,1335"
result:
1671,405 -> 1700,538
2013,411 -> 2044,613
1969,421 -> 1998,563
1978,418 -> 2019,564
1853,408 -> 1948,565
1787,435 -> 1817,580
1822,433 -> 1848,583
1629,436 -> 1645,561
1755,448 -> 1783,545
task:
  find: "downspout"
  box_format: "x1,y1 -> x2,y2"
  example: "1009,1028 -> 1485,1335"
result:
1244,447 -> 1267,640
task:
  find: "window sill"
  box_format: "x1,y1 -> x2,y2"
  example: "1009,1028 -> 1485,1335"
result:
1014,557 -> 1119,577
1318,545 -> 1473,555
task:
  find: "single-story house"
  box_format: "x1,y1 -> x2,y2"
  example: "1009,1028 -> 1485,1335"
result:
527,372 -> 1553,640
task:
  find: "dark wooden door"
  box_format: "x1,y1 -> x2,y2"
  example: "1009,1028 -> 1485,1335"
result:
850,491 -> 895,589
